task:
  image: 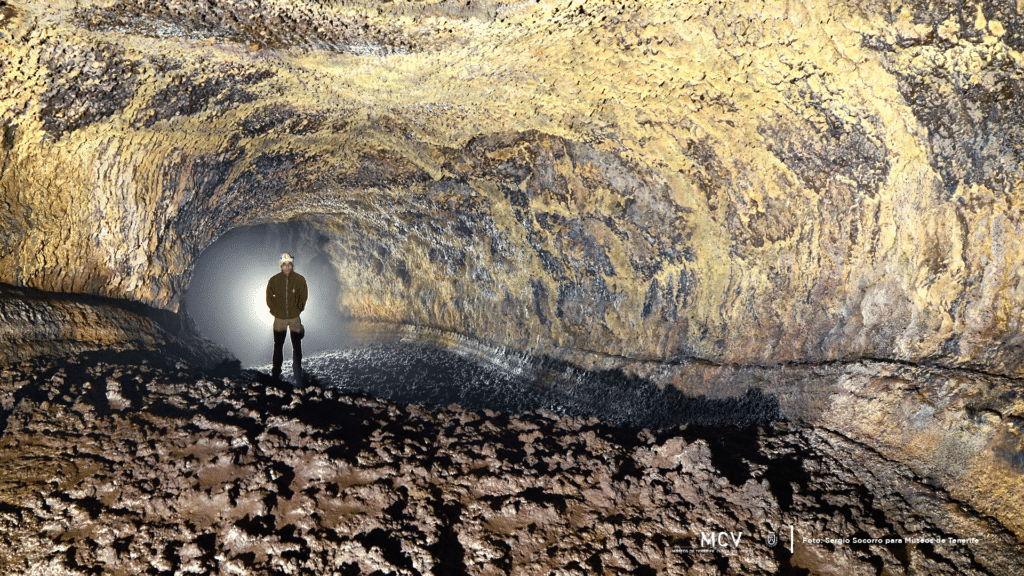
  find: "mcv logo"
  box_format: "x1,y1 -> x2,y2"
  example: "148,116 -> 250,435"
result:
700,532 -> 744,548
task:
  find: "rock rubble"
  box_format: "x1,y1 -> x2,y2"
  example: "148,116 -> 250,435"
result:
1,351 -> 1020,575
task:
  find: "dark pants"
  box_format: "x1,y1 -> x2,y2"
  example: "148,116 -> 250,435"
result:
272,328 -> 304,383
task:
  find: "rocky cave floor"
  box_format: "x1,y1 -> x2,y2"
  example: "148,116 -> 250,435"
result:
0,351 -> 1020,576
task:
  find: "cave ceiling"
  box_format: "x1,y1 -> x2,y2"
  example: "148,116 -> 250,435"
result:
1,0 -> 1024,375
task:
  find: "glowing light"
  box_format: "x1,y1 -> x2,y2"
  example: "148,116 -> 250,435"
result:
184,221 -> 347,368
247,274 -> 275,329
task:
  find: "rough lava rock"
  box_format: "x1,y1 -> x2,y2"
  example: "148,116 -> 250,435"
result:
0,283 -> 230,368
1,351 -> 1021,575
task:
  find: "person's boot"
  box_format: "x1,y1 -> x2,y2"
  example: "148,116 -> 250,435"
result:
291,329 -> 304,385
272,329 -> 287,379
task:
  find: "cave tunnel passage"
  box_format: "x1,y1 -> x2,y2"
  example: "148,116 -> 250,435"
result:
181,220 -> 780,430
301,345 -> 782,431
184,219 -> 350,368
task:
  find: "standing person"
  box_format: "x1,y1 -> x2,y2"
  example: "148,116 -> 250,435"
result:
266,252 -> 308,384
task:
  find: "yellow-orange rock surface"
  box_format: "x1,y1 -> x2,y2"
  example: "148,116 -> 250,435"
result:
2,0 -> 1023,372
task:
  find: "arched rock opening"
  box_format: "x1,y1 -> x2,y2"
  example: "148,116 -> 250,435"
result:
3,0 -> 1024,376
183,218 -> 348,368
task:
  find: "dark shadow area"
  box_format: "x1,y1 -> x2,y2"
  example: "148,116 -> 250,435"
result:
299,342 -> 781,430
183,219 -> 350,367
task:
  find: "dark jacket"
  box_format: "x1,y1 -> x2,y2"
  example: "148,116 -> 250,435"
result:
266,271 -> 307,320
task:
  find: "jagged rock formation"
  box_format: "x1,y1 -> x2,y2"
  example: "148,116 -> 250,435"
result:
1,352 -> 1021,575
1,0 -> 1024,571
2,0 -> 1024,373
0,283 -> 229,367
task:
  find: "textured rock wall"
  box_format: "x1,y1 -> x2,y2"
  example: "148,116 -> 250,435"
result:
0,283 -> 230,367
2,0 -> 1024,375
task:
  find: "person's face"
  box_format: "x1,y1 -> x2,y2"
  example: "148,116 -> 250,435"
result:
281,262 -> 294,275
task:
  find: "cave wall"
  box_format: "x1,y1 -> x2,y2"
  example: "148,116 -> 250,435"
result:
0,283 -> 229,367
1,0 -> 1024,375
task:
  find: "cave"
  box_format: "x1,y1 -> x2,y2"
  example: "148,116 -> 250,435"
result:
2,0 -> 1024,574
183,219 -> 349,369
